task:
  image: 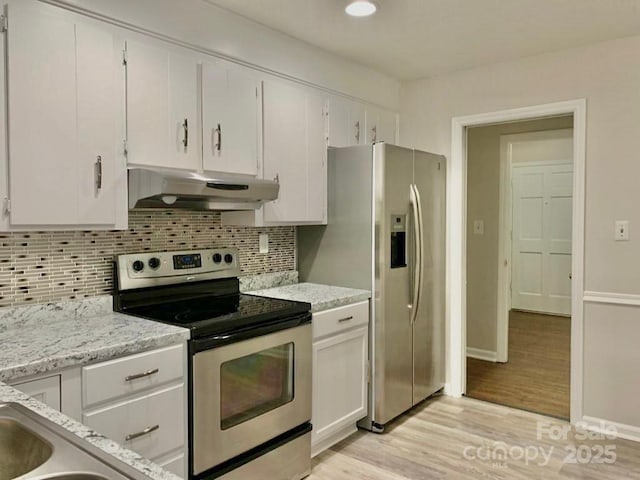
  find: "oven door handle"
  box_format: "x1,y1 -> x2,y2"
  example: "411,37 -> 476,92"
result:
190,312 -> 311,353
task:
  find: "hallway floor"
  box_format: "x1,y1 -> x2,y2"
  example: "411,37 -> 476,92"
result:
466,310 -> 571,419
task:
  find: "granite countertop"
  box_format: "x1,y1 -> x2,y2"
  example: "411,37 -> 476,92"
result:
0,296 -> 189,382
0,295 -> 189,480
248,282 -> 371,312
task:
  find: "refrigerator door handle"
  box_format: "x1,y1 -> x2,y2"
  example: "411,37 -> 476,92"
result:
409,184 -> 421,324
413,183 -> 425,318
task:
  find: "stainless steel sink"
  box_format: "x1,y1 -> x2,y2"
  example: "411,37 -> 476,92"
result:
0,417 -> 53,479
0,403 -> 148,480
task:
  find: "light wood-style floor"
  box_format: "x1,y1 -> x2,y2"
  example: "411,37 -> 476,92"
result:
309,396 -> 640,480
467,310 -> 571,419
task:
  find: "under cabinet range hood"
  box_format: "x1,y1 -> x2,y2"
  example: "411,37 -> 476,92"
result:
128,168 -> 279,211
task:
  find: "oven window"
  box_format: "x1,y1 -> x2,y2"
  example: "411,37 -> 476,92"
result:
220,343 -> 294,430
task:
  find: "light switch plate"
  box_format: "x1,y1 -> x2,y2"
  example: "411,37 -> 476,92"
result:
259,233 -> 269,253
473,220 -> 484,235
615,220 -> 629,241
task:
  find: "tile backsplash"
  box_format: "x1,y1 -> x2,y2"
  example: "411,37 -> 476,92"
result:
0,210 -> 295,308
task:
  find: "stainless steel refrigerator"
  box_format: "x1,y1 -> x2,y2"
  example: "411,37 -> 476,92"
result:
298,143 -> 446,432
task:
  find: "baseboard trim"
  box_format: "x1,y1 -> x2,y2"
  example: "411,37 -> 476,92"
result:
466,347 -> 497,362
581,415 -> 640,443
583,291 -> 640,307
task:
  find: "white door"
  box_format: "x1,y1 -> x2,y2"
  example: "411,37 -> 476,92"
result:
512,162 -> 573,315
75,23 -> 119,225
201,61 -> 260,176
262,80 -> 326,224
365,107 -> 397,144
312,326 -> 367,453
7,2 -> 79,225
125,40 -> 199,171
327,96 -> 366,147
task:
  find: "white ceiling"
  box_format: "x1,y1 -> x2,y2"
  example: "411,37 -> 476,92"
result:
202,0 -> 640,80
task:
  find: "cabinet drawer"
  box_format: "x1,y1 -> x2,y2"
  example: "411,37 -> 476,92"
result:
83,384 -> 184,460
312,301 -> 369,339
82,344 -> 184,407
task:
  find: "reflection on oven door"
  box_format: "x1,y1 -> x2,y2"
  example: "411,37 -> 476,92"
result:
192,323 -> 311,475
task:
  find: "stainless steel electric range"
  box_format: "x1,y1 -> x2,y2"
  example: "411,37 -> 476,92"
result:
113,248 -> 312,480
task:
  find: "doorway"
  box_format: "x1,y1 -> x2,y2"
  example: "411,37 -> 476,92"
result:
464,117 -> 573,419
449,100 -> 586,424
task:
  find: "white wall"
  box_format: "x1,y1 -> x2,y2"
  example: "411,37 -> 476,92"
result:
400,34 -> 640,431
48,0 -> 400,110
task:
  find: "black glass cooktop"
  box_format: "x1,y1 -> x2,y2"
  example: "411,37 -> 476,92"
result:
122,293 -> 311,339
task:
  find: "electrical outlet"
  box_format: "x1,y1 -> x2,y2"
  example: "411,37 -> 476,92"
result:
259,233 -> 269,253
615,220 -> 629,241
473,220 -> 484,235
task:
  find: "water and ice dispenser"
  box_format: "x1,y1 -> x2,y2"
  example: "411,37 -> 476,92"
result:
390,214 -> 407,268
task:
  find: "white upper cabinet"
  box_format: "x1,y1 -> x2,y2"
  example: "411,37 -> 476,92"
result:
366,108 -> 398,144
327,97 -> 366,147
261,80 -> 327,224
125,39 -> 200,171
201,61 -> 260,176
4,1 -> 126,229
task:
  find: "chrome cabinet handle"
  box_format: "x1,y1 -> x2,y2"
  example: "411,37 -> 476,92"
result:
355,121 -> 360,143
125,368 -> 159,382
371,125 -> 377,143
338,316 -> 354,323
182,118 -> 188,148
214,123 -> 222,151
95,155 -> 102,191
125,424 -> 159,442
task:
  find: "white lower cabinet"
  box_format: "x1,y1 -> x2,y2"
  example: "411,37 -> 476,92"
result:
10,374 -> 61,411
81,344 -> 187,478
311,301 -> 369,457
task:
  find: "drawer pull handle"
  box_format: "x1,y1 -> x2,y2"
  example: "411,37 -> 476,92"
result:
338,316 -> 354,323
125,368 -> 159,382
125,424 -> 159,442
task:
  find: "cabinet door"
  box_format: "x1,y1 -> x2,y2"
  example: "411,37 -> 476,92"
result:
126,40 -> 199,171
262,81 -> 326,224
75,24 -> 120,225
312,325 -> 367,447
6,2 -> 122,227
202,62 -> 259,176
328,97 -> 366,147
366,108 -> 397,144
12,375 -> 62,411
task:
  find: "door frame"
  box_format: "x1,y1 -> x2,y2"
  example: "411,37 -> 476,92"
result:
497,131 -> 574,362
448,99 -> 586,424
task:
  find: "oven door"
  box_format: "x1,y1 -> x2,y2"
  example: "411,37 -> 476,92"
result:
192,322 -> 311,475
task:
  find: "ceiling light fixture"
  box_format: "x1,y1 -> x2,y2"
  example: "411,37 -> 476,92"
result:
345,1 -> 377,17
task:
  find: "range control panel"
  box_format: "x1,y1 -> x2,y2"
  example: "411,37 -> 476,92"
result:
116,248 -> 240,290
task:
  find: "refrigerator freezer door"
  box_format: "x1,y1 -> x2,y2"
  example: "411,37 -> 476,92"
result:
374,144 -> 415,424
412,151 -> 447,404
